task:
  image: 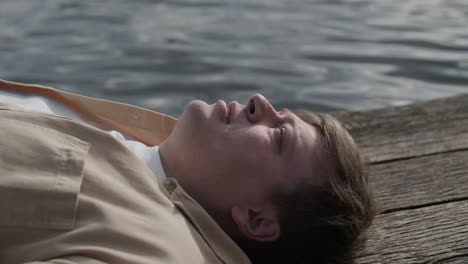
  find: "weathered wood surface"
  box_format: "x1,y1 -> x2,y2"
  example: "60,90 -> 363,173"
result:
358,200 -> 468,264
370,150 -> 468,213
335,94 -> 468,163
333,94 -> 468,263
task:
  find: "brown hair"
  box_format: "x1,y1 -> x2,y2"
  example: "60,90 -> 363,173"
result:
237,110 -> 376,264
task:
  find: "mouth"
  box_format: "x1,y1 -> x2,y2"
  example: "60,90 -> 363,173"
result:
214,100 -> 229,123
226,101 -> 238,124
215,100 -> 237,124
226,103 -> 232,124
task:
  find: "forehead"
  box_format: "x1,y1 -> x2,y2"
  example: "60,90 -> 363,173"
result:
281,110 -> 328,188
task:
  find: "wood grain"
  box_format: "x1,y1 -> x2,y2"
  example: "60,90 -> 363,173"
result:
357,200 -> 468,264
370,150 -> 468,213
335,94 -> 468,163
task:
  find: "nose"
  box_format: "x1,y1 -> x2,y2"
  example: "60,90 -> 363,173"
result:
245,93 -> 279,124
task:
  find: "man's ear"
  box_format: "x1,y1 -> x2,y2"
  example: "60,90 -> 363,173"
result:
231,205 -> 280,242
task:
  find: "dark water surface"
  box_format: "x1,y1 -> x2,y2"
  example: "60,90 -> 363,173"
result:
1,0 -> 468,116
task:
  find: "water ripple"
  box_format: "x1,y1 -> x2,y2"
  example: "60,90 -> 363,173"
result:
1,0 -> 467,115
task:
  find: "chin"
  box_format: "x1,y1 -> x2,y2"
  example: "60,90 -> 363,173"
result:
187,99 -> 209,110
176,100 -> 212,133
182,100 -> 209,119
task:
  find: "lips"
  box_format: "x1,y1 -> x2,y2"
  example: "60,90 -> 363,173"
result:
214,100 -> 238,124
226,101 -> 238,124
214,100 -> 229,124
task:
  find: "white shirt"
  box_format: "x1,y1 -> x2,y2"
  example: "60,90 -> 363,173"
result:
0,90 -> 167,183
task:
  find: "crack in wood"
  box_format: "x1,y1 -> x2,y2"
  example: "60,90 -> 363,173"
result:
371,147 -> 468,165
382,196 -> 468,215
435,252 -> 468,263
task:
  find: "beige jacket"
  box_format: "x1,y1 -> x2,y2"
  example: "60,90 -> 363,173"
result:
0,79 -> 251,264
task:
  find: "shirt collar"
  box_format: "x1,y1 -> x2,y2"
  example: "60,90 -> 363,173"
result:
148,146 -> 167,183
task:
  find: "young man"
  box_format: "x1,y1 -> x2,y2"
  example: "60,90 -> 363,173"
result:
0,79 -> 375,263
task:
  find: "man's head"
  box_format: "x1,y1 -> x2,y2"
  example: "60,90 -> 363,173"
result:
159,94 -> 375,263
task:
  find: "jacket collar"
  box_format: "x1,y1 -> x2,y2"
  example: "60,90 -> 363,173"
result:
161,178 -> 251,264
0,79 -> 177,147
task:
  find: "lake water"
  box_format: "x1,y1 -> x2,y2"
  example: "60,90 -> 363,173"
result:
1,0 -> 468,116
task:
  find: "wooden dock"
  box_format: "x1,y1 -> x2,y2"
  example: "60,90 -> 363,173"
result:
334,94 -> 468,263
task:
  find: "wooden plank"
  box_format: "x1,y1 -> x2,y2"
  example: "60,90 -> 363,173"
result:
335,94 -> 468,163
370,149 -> 468,212
342,95 -> 468,262
357,200 -> 468,264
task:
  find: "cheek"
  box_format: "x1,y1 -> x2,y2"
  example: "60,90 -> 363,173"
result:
230,127 -> 270,148
222,135 -> 264,165
202,127 -> 273,179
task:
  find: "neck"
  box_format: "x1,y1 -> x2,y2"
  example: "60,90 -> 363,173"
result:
158,139 -> 183,184
159,138 -> 240,241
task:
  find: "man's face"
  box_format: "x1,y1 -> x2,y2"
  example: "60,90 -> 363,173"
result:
165,94 -> 325,212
